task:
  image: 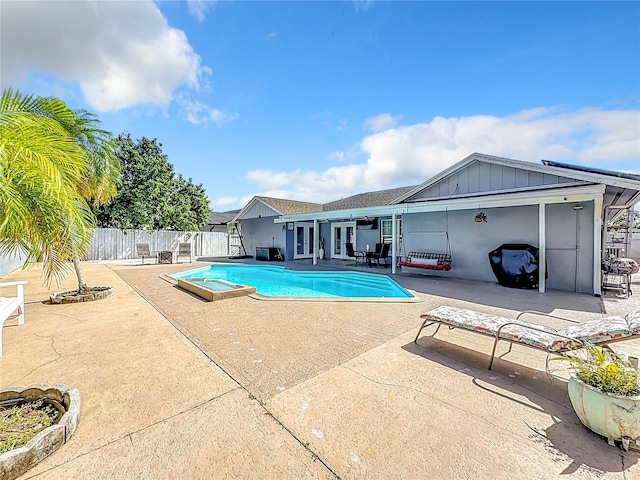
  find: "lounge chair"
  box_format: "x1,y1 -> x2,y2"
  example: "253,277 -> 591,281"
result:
136,243 -> 153,265
345,243 -> 366,266
178,243 -> 192,263
0,280 -> 27,356
415,306 -> 640,370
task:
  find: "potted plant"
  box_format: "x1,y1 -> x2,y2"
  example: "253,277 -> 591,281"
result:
318,238 -> 325,260
555,345 -> 640,450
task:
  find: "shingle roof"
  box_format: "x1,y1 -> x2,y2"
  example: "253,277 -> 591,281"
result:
322,185 -> 418,211
207,210 -> 240,224
256,196 -> 323,215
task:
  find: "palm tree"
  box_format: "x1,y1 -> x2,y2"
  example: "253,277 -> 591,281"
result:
0,89 -> 120,291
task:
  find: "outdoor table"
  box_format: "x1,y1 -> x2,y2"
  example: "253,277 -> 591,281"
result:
157,251 -> 173,264
365,251 -> 377,267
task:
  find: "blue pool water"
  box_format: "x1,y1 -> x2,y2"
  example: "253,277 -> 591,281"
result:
187,278 -> 242,291
171,265 -> 413,299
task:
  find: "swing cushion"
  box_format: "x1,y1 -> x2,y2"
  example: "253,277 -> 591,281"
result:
413,258 -> 438,266
399,252 -> 452,271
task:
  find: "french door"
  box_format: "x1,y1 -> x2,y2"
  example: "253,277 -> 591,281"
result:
331,222 -> 356,259
294,223 -> 315,259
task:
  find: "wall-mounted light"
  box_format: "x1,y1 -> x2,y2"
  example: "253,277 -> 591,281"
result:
474,212 -> 488,223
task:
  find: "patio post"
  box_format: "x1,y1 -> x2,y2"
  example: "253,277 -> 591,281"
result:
538,202 -> 546,293
313,218 -> 318,266
391,212 -> 397,274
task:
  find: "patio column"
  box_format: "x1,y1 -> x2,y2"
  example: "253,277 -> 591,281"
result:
593,193 -> 603,296
538,202 -> 546,293
313,218 -> 318,266
391,212 -> 397,274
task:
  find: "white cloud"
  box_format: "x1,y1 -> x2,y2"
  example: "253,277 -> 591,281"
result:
187,0 -> 215,22
211,196 -> 238,208
181,98 -> 238,125
265,32 -> 278,41
1,0 -> 209,113
245,107 -> 640,203
240,195 -> 257,207
328,151 -> 346,162
364,113 -> 401,132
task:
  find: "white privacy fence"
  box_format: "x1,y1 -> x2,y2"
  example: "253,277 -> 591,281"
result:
81,229 -> 229,261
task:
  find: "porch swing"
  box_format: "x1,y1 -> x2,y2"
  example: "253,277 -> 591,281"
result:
397,207 -> 453,271
398,231 -> 453,271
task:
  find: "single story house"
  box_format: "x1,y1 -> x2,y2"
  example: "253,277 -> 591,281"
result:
232,153 -> 640,295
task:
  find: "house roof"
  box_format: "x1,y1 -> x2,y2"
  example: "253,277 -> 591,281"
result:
233,196 -> 323,221
392,152 -> 640,204
207,210 -> 240,225
233,187 -> 416,222
322,185 -> 417,211
257,196 -> 323,215
239,153 -> 640,224
541,160 -> 640,182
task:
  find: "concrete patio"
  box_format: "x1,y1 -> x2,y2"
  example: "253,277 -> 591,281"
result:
1,259 -> 639,479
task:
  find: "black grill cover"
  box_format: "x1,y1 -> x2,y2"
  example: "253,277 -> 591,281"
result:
488,243 -> 539,289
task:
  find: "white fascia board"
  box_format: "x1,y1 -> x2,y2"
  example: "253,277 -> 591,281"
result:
274,205 -> 406,223
414,181 -> 593,202
274,184 -> 606,223
393,153 -> 640,205
234,197 -> 283,221
232,197 -> 258,221
403,184 -> 606,215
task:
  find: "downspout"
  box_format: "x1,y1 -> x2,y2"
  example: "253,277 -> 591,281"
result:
538,202 -> 546,293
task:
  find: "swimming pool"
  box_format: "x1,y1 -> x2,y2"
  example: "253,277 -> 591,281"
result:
171,264 -> 415,300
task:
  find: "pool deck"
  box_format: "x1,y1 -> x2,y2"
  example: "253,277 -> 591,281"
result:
1,258 -> 639,479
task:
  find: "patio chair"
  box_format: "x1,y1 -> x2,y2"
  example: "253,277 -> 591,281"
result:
414,305 -> 640,370
370,242 -> 391,267
0,280 -> 27,356
178,243 -> 192,263
136,243 -> 153,265
345,243 -> 366,266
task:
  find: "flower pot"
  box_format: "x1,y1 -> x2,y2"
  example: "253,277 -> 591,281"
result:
568,375 -> 640,450
318,248 -> 324,260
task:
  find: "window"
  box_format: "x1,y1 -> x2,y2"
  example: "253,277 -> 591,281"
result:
381,218 -> 402,250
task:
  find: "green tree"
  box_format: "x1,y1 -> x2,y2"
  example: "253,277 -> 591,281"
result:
0,89 -> 119,289
94,134 -> 209,231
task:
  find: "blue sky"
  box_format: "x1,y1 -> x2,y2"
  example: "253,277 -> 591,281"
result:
2,1 -> 639,210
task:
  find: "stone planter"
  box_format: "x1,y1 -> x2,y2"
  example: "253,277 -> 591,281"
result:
49,286 -> 114,304
0,384 -> 80,480
568,375 -> 640,450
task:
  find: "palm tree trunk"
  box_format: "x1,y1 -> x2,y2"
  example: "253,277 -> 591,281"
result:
72,255 -> 87,293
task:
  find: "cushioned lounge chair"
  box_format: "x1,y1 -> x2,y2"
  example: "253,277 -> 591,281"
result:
415,306 -> 640,370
